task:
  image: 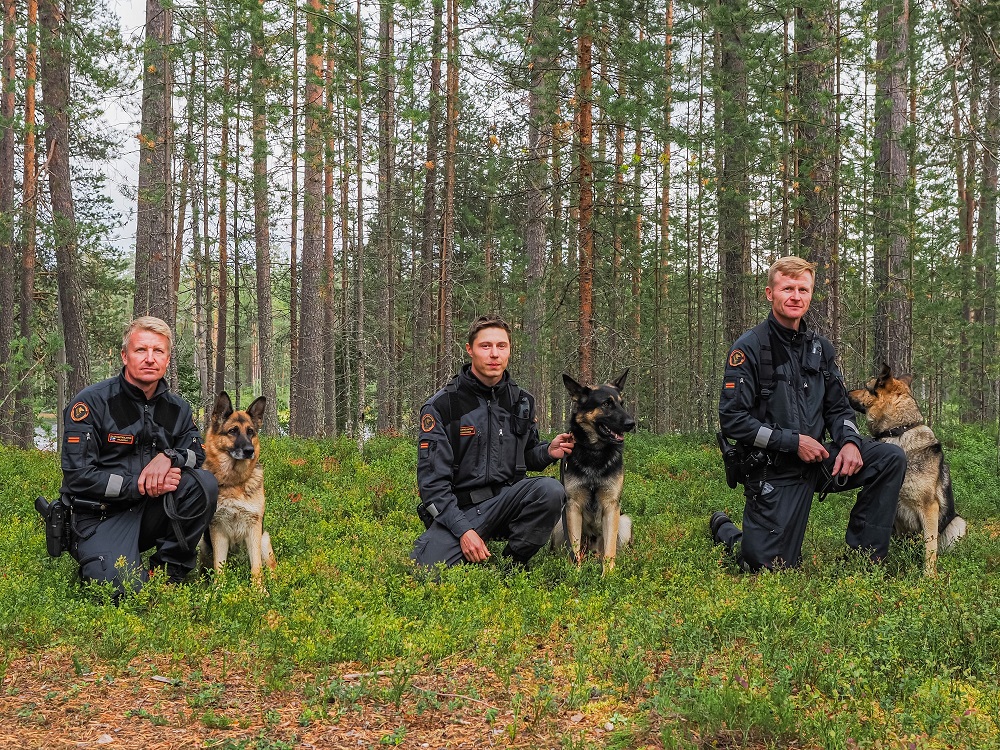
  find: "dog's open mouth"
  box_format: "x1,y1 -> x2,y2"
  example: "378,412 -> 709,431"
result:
597,423 -> 627,443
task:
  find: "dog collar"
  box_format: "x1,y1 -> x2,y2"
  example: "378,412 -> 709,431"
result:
873,422 -> 923,439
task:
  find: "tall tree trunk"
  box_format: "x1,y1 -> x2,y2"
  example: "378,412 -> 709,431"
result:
134,0 -> 174,328
717,0 -> 752,346
0,0 -> 15,440
796,1 -> 838,338
417,0 -> 442,403
289,0 -> 300,430
17,0 -> 39,448
294,0 -> 325,436
654,0 -> 673,433
437,0 -> 457,384
575,0 -> 595,384
524,0 -> 556,428
978,71 -> 998,422
376,0 -> 397,433
354,0 -> 367,447
250,0 -> 279,432
40,0 -> 90,396
323,20 -> 337,434
872,0 -> 911,373
214,63 -> 230,396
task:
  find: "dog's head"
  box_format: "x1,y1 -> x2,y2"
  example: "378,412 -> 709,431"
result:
563,369 -> 636,444
209,392 -> 266,462
847,363 -> 919,428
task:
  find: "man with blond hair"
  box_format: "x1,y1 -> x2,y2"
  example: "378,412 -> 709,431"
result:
711,257 -> 905,571
58,316 -> 217,598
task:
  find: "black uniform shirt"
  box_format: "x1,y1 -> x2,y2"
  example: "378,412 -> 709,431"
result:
417,365 -> 554,539
719,314 -> 861,478
60,370 -> 205,505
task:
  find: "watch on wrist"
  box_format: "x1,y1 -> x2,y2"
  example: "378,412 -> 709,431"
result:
162,448 -> 182,468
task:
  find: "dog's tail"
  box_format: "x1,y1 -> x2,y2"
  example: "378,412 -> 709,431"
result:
939,515 -> 967,550
935,460 -> 964,546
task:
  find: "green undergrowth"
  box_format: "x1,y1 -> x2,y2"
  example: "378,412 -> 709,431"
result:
3,428 -> 1000,748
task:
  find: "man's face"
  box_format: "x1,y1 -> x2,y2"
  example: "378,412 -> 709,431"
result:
465,326 -> 511,386
121,329 -> 171,392
766,271 -> 814,329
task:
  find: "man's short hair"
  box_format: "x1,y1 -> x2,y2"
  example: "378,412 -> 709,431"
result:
122,316 -> 174,353
767,256 -> 817,287
467,314 -> 512,346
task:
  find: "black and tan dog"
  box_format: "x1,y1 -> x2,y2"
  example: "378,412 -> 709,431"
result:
550,370 -> 636,573
200,392 -> 276,587
848,364 -> 966,575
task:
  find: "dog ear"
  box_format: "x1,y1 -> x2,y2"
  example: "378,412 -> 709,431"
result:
212,392 -> 234,427
876,363 -> 892,387
611,368 -> 629,393
897,374 -> 913,387
246,396 -> 267,427
562,373 -> 589,401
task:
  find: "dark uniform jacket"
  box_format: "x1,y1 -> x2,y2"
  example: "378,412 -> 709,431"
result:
418,364 -> 554,539
60,370 -> 205,507
719,313 -> 862,482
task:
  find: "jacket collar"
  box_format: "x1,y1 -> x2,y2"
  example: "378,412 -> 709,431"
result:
767,312 -> 812,345
117,368 -> 168,402
459,363 -> 510,398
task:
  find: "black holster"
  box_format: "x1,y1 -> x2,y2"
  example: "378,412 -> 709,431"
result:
416,500 -> 439,530
35,495 -> 73,557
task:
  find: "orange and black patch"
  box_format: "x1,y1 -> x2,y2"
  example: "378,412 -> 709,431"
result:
71,402 -> 90,422
419,441 -> 430,449
459,425 -> 475,437
421,414 -> 436,433
724,380 -> 736,390
66,435 -> 81,444
107,433 -> 135,445
728,349 -> 746,367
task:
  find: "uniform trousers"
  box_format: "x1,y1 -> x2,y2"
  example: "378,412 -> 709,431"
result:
411,477 -> 564,567
714,439 -> 906,571
69,469 -> 218,596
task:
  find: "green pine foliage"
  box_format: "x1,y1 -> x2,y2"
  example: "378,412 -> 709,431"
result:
3,430 -> 1000,747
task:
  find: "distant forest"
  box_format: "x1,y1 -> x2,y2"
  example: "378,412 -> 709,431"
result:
0,0 -> 997,442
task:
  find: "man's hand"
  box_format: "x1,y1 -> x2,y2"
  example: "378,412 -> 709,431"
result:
460,529 -> 491,563
831,442 -> 863,477
796,434 -> 830,464
138,453 -> 182,497
548,432 -> 575,460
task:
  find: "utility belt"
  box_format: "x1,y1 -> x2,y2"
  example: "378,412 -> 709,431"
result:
456,482 -> 509,509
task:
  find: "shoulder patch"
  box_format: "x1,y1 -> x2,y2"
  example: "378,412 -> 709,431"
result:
71,402 -> 90,422
728,349 -> 746,367
421,414 -> 436,433
724,380 -> 736,390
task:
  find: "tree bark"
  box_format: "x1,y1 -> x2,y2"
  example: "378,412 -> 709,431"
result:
795,1 -> 838,338
134,0 -> 174,328
250,0 -> 279,432
40,0 -> 90,397
872,0 -> 911,373
214,63 -> 230,396
575,0 -> 595,384
437,0 -> 458,384
717,0 -> 752,346
17,0 -> 39,447
376,0 -> 397,433
0,0 -> 16,440
294,0 -> 325,436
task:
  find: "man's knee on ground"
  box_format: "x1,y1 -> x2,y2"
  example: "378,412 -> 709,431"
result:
527,476 -> 565,510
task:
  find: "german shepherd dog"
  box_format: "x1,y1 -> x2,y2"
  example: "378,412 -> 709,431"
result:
550,370 -> 636,573
848,364 -> 966,575
201,392 -> 276,587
